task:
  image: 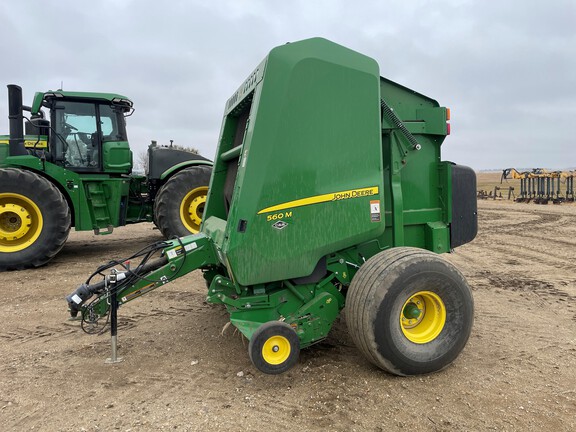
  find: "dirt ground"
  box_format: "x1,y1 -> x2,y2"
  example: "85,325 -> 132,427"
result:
1,197 -> 575,431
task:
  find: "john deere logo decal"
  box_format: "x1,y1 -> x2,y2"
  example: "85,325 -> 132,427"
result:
272,221 -> 288,230
258,186 -> 379,214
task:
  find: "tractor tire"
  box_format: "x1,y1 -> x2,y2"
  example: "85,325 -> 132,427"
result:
346,247 -> 474,376
248,321 -> 300,374
0,168 -> 71,271
154,165 -> 212,239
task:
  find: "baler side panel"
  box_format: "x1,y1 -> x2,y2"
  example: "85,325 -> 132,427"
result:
213,39 -> 385,286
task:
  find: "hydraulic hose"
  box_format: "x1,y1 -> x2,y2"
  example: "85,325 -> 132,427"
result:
65,255 -> 168,316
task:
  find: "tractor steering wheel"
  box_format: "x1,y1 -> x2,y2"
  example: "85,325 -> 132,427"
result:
64,123 -> 78,132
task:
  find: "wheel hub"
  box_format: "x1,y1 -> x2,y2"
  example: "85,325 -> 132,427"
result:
180,186 -> 209,233
402,302 -> 422,321
262,335 -> 291,365
0,203 -> 32,240
187,195 -> 206,226
0,193 -> 44,252
400,291 -> 446,344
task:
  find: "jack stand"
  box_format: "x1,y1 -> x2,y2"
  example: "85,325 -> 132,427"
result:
105,270 -> 123,364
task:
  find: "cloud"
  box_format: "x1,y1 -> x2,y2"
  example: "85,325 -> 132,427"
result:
1,0 -> 574,169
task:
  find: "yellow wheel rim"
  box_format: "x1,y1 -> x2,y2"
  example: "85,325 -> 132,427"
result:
400,291 -> 446,344
262,335 -> 291,365
179,186 -> 208,234
0,193 -> 43,252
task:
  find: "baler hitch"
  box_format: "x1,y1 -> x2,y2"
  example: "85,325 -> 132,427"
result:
65,234 -> 218,360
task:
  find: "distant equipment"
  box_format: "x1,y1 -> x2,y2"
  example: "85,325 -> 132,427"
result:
501,168 -> 575,204
0,86 -> 213,270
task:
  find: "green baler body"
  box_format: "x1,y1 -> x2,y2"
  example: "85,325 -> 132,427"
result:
78,38 -> 476,351
203,38 -> 467,287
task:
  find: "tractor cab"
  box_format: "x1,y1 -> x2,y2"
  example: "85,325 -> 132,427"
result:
27,91 -> 134,174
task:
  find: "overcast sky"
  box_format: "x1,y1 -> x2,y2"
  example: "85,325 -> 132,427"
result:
1,0 -> 574,170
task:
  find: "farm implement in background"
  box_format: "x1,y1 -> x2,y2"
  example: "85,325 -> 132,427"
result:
477,186 -> 515,201
501,168 -> 575,204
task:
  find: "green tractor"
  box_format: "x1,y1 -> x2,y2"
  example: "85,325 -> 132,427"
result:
67,38 -> 477,376
0,86 -> 212,270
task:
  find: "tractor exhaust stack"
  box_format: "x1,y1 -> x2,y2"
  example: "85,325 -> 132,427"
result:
7,84 -> 27,156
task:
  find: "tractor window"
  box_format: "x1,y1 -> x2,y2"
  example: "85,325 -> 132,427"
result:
52,101 -> 127,170
54,101 -> 100,169
99,104 -> 127,142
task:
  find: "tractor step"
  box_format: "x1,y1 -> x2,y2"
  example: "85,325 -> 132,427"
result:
85,182 -> 113,229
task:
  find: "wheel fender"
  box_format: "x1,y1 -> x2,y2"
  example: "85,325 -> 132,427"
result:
159,160 -> 213,182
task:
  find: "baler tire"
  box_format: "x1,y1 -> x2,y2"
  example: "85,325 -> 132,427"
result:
154,165 -> 212,239
249,321 -> 300,375
0,168 -> 71,271
346,247 -> 474,376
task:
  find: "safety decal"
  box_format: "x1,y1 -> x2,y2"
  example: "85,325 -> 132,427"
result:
166,242 -> 198,260
370,200 -> 381,222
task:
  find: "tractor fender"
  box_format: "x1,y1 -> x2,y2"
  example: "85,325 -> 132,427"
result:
159,159 -> 213,182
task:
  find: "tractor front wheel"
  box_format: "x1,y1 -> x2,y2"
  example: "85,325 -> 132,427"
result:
248,321 -> 300,374
154,166 -> 211,239
346,247 -> 474,376
0,168 -> 71,271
